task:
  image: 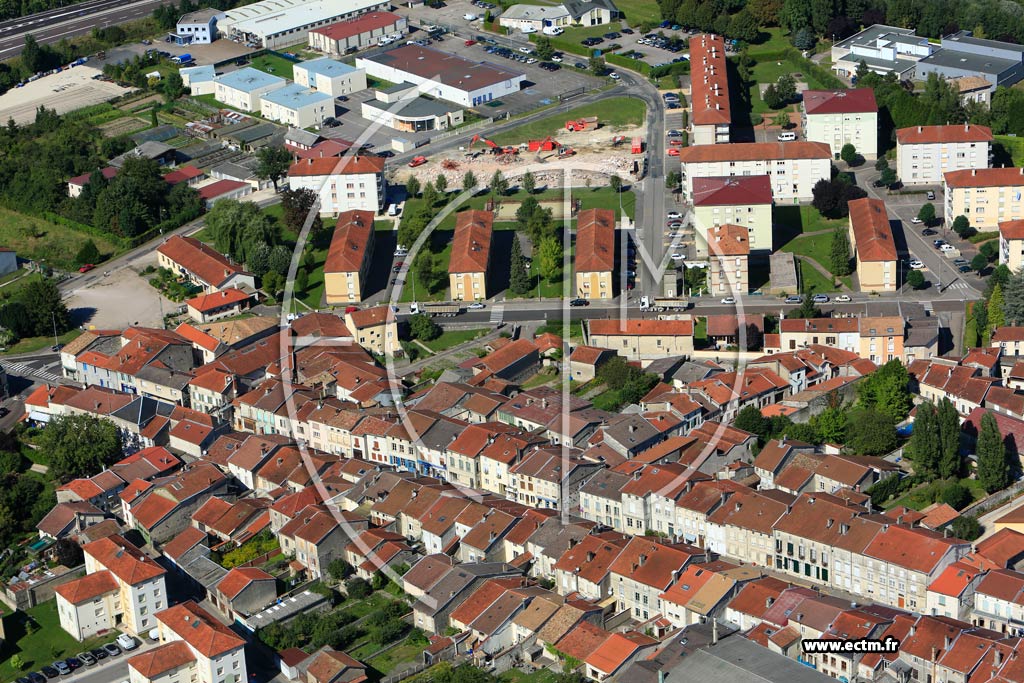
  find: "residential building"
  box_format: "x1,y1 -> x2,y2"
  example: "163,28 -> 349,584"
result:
173,8 -> 223,44
896,124 -> 993,185
185,289 -> 251,324
287,155 -> 386,214
307,12 -> 408,54
585,319 -> 694,362
260,84 -> 334,128
689,33 -> 730,145
691,175 -> 773,255
574,208 -> 615,300
213,67 -> 287,112
218,0 -> 389,50
608,537 -> 706,621
943,167 -> 1024,229
848,197 -> 898,293
294,57 -> 367,98
130,601 -> 246,683
345,306 -> 398,356
324,209 -> 375,304
156,235 -> 255,293
1000,219 -> 1024,271
508,447 -> 602,511
498,0 -> 618,31
706,224 -> 749,296
802,88 -> 878,159
448,209 -> 493,301
678,142 -> 832,203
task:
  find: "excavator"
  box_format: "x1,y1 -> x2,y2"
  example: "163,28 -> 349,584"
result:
468,134 -> 518,157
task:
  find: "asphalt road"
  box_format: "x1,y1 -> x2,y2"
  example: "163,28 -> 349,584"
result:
0,0 -> 173,61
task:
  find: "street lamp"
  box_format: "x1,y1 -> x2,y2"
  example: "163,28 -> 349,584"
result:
51,311 -> 59,352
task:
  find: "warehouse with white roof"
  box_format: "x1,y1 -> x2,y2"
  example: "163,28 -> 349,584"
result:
219,0 -> 387,49
260,84 -> 335,128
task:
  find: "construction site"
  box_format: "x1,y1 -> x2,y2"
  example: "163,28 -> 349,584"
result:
400,113 -> 649,191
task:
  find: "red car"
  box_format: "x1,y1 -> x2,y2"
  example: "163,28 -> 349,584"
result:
465,39 -> 476,46
78,264 -> 95,273
408,156 -> 428,167
344,306 -> 359,314
667,148 -> 680,156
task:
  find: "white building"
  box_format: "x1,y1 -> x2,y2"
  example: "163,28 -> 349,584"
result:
174,9 -> 223,44
830,24 -> 935,78
180,64 -> 217,96
287,155 -> 386,214
259,83 -> 334,128
802,89 -> 878,159
308,12 -> 407,55
56,535 -> 167,640
896,124 -> 993,185
678,141 -> 832,203
356,45 -> 525,107
219,0 -> 387,49
361,92 -> 464,132
213,68 -> 286,113
293,57 -> 367,98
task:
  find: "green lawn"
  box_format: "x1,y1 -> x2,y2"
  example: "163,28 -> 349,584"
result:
612,0 -> 661,25
995,135 -> 1024,167
499,669 -> 560,683
398,239 -> 451,303
592,386 -> 624,411
0,601 -> 118,682
796,260 -> 839,294
366,638 -> 426,675
535,320 -> 584,341
694,316 -> 707,343
3,328 -> 82,356
521,367 -> 559,388
490,97 -> 646,145
747,59 -> 834,114
774,205 -> 849,240
886,478 -> 987,511
0,209 -> 121,270
746,28 -> 792,57
420,328 -> 488,352
249,52 -> 299,77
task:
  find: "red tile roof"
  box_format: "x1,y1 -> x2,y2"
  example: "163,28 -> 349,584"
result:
55,569 -> 119,604
849,197 -> 897,262
864,525 -> 963,573
803,88 -> 877,115
157,601 -> 245,657
1000,220 -> 1024,241
680,141 -> 831,163
348,305 -> 395,329
161,526 -> 207,562
217,566 -> 274,599
586,632 -> 655,674
325,210 -> 375,273
68,166 -> 118,187
945,166 -> 1024,188
928,561 -> 982,597
310,11 -> 403,39
84,534 -> 166,585
128,641 -> 196,679
575,208 -> 616,273
287,155 -> 385,177
480,338 -> 537,374
689,34 -> 730,126
897,124 -> 993,145
448,210 -> 493,274
186,288 -> 250,313
608,537 -> 704,589
975,529 -> 1024,568
588,318 -> 693,337
157,235 -> 249,289
163,166 -> 204,185
198,179 -> 247,200
707,223 -> 750,256
692,175 -> 772,206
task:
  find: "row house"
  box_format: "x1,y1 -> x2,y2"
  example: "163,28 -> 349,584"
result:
445,422 -> 523,489
972,568 -> 1024,634
706,489 -> 790,567
508,447 -> 603,511
620,463 -> 710,537
658,561 -> 747,628
191,496 -> 270,547
908,359 -> 1001,416
926,560 -> 986,620
608,536 -> 707,621
344,528 -> 416,579
127,462 -> 230,545
277,504 -> 360,580
584,319 -> 694,362
73,327 -> 196,400
232,378 -> 319,436
552,533 -> 629,601
459,509 -> 521,564
683,368 -> 789,423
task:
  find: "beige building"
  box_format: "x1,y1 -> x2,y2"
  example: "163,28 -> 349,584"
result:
692,176 -> 772,256
448,210 -> 493,301
999,219 -> 1024,271
706,224 -> 750,295
802,89 -> 878,159
943,167 -> 1024,229
679,142 -> 831,203
345,306 -> 398,355
293,57 -> 367,98
848,197 -> 897,293
896,124 -> 992,185
689,33 -> 730,145
574,208 -> 615,299
287,156 -> 386,215
585,318 -> 694,361
324,210 -> 375,304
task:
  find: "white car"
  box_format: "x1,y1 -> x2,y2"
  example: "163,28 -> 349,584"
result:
835,294 -> 851,302
116,634 -> 138,651
720,297 -> 736,304
670,253 -> 686,260
463,13 -> 478,20
666,232 -> 682,239
940,244 -> 956,253
910,217 -> 923,224
518,46 -> 532,54
609,72 -> 620,80
551,55 -> 563,62
468,302 -> 486,310
909,259 -> 924,269
667,211 -> 682,220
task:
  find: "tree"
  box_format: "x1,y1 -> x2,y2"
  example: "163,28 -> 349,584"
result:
792,26 -> 816,50
762,83 -> 782,109
776,75 -> 796,105
989,283 -> 1006,335
879,168 -> 897,187
907,269 -> 925,289
536,237 -> 562,283
22,34 -> 45,74
37,414 -> 122,483
907,402 -> 940,477
345,577 -> 372,599
589,54 -> 606,76
327,558 -> 354,582
521,170 -> 535,195
772,111 -> 790,129
294,268 -> 309,295
857,360 -> 913,422
435,174 -> 448,194
972,253 -> 989,275
609,174 -> 622,193
262,271 -> 283,298
977,411 -> 1010,493
874,157 -> 889,172
162,71 -> 185,102
281,188 -> 323,240
255,146 -> 292,192
406,175 -> 421,198
830,227 -> 852,277
981,241 -> 999,262
509,237 -> 531,295
75,239 -> 101,266
20,278 -> 70,338
535,36 -> 555,60
840,143 -> 858,165
54,537 -> 84,567
811,406 -> 848,444
462,171 -> 477,194
727,8 -> 760,42
918,202 -> 936,225
205,200 -> 279,266
10,655 -> 24,672
490,170 -> 509,197
735,405 -> 768,438
408,313 -> 441,341
951,516 -> 983,541
1005,267 -> 1024,325
845,408 -> 899,455
936,398 -> 962,479
953,215 -> 971,237
941,482 -> 972,510
665,171 -> 681,191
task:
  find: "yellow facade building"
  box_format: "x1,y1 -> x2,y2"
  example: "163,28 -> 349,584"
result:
448,209 -> 493,301
323,209 -> 375,304
574,208 -> 615,299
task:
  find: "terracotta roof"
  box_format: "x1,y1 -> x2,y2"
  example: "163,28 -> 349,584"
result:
992,326 -> 1024,343
325,210 -> 375,273
128,641 -> 196,679
157,601 -> 245,657
217,566 -> 274,599
161,525 -> 207,562
287,155 -> 384,177
708,489 -> 790,535
309,11 -> 404,40
779,317 -> 861,334
37,501 -> 103,537
157,235 -> 249,288
55,569 -> 119,604
553,534 -> 627,585
198,179 -> 247,200
975,529 -> 1024,568
928,561 -> 982,597
306,649 -> 366,683
689,34 -> 730,126
480,338 -> 537,374
84,534 -> 166,585
945,166 -> 1024,188
608,537 -> 704,589
897,124 -> 993,145
803,88 -> 877,114
586,631 -> 655,674
849,197 -> 897,262
706,223 -> 750,256
348,305 -> 394,329
569,345 -> 610,365
864,525 -> 963,573
163,166 -> 204,185
555,621 -> 610,660
588,318 -> 693,337
575,208 -> 616,273
999,220 -> 1024,241
692,175 -> 772,206
186,288 -> 249,313
448,210 -> 493,274
680,141 -> 831,163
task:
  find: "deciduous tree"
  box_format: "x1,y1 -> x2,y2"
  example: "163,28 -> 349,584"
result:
37,414 -> 121,483
255,145 -> 292,192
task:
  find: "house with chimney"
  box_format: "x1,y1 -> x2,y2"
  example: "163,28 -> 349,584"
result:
156,235 -> 255,294
608,537 -> 707,621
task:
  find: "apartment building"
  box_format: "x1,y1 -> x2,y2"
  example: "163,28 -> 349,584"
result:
345,306 -> 398,355
156,235 -> 255,294
129,601 -> 246,683
574,208 -> 615,300
324,209 -> 375,304
802,88 -> 878,159
507,447 -> 602,511
448,209 -> 493,301
1000,219 -> 1024,271
689,33 -> 730,145
943,166 -> 1024,229
678,142 -> 832,203
859,524 -> 969,611
691,175 -> 773,256
860,316 -> 905,364
608,537 -> 706,621
706,224 -> 750,296
705,489 -> 788,566
848,197 -> 897,293
584,319 -> 694,361
896,124 -> 992,185
287,155 -> 386,215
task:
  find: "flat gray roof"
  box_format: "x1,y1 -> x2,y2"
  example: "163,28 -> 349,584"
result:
944,31 -> 1024,55
837,52 -> 918,75
917,49 -> 1018,75
835,24 -> 915,50
242,590 -> 330,631
669,637 -> 835,683
365,96 -> 461,117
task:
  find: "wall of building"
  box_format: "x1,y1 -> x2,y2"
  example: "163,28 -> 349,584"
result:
897,140 -> 991,185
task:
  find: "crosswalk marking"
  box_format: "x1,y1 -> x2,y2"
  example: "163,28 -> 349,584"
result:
1,360 -> 63,384
489,305 -> 504,325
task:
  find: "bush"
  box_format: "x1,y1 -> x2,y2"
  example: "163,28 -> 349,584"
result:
346,577 -> 372,599
950,515 -> 983,541
941,482 -> 972,510
221,530 -> 278,568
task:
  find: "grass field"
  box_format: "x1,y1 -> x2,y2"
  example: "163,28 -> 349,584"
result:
612,0 -> 661,25
796,259 -> 838,294
420,328 -> 488,352
886,477 -> 987,511
3,328 -> 82,356
490,97 -> 646,145
995,135 -> 1024,166
0,601 -> 118,682
746,28 -> 791,57
249,52 -> 299,77
0,210 -> 121,270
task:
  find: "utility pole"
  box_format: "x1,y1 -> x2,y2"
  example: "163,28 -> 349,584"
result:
51,311 -> 59,351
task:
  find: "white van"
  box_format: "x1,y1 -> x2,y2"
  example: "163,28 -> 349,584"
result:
387,203 -> 400,216
543,26 -> 563,35
777,131 -> 797,141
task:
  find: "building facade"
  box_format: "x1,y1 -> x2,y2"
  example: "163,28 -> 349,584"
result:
896,124 -> 992,185
679,142 -> 831,203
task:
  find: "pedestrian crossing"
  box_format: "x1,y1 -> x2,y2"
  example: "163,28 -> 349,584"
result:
489,305 -> 504,325
1,360 -> 64,384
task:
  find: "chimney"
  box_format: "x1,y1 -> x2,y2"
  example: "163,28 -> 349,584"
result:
712,618 -> 718,645
944,636 -> 952,649
586,551 -> 596,562
734,501 -> 742,512
973,169 -> 977,176
965,123 -> 970,132
658,672 -> 665,683
918,126 -> 922,133
931,646 -> 938,662
629,424 -> 637,433
996,650 -> 1004,666
638,553 -> 647,566
766,596 -> 775,608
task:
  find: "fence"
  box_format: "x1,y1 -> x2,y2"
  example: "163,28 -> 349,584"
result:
430,117 -> 495,142
962,478 -> 1024,519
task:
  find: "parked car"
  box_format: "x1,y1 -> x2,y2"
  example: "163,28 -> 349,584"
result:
65,659 -> 81,672
909,259 -> 924,269
784,295 -> 803,303
670,253 -> 686,261
608,71 -> 620,80
569,298 -> 589,306
26,674 -> 44,683
812,294 -> 830,303
117,635 -> 138,651
77,652 -> 96,667
959,265 -> 972,272
940,243 -> 956,253
926,191 -> 936,200
910,217 -> 922,224
954,258 -> 968,266
78,263 -> 95,273
463,13 -> 478,20
666,220 -> 682,228
720,296 -> 735,304
835,294 -> 851,302
103,644 -> 122,657
468,302 -> 486,309
922,228 -> 937,236
321,117 -> 340,127
667,129 -> 682,137
667,211 -> 682,219
90,649 -> 107,662
52,662 -> 70,677
39,670 -> 58,681
603,31 -> 620,39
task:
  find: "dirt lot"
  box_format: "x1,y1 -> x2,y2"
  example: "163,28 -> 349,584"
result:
0,65 -> 135,124
97,116 -> 149,137
65,252 -> 176,329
